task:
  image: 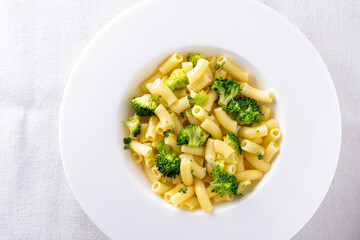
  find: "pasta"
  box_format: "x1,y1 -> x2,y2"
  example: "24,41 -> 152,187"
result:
145,116 -> 159,141
240,83 -> 273,102
139,123 -> 148,143
130,141 -> 153,157
187,59 -> 209,84
192,106 -> 209,122
123,52 -> 281,213
217,56 -> 249,82
235,170 -> 263,181
262,128 -> 281,148
214,107 -> 238,134
179,196 -> 200,211
263,142 -> 280,163
187,73 -> 212,92
179,156 -> 194,186
164,133 -> 181,154
170,97 -> 191,114
194,178 -> 213,213
214,140 -> 235,158
154,104 -> 174,130
159,53 -> 183,74
139,71 -> 164,93
152,181 -> 173,194
260,105 -> 271,121
202,89 -> 218,112
241,139 -> 265,155
200,119 -> 222,140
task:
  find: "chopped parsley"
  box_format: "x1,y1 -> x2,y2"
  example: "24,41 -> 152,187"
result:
179,187 -> 188,193
191,169 -> 194,173
123,137 -> 131,145
180,112 -> 185,118
256,151 -> 263,160
214,61 -> 226,70
124,145 -> 131,150
163,131 -> 169,138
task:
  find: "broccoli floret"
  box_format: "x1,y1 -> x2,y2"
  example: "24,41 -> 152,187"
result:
210,165 -> 238,196
236,180 -> 251,196
177,124 -> 209,147
188,90 -> 208,106
211,78 -> 241,106
131,94 -> 159,116
125,114 -> 140,137
223,97 -> 263,125
155,142 -> 181,178
187,53 -> 204,67
224,132 -> 242,154
164,69 -> 187,91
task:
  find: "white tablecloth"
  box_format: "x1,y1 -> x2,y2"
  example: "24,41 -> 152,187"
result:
0,0 -> 359,239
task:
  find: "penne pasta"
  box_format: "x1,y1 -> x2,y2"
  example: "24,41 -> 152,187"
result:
159,53 -> 183,74
187,59 -> 209,84
244,152 -> 271,172
147,78 -> 178,105
202,89 -> 218,112
181,145 -> 205,157
187,73 -> 212,92
240,83 -> 273,102
214,107 -> 238,134
238,125 -> 268,139
241,139 -> 265,155
217,56 -> 248,82
194,178 -> 213,212
130,141 -> 153,157
235,170 -> 264,181
263,142 -> 280,163
154,104 -> 174,130
262,128 -> 281,148
170,97 -> 191,114
201,119 -> 222,140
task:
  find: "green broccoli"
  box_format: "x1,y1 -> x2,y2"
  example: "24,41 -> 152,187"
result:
155,142 -> 181,178
131,94 -> 159,116
177,124 -> 209,147
164,69 -> 187,91
224,132 -> 242,154
236,180 -> 251,196
223,97 -> 263,125
125,114 -> 140,137
210,165 -> 238,197
187,53 -> 204,67
211,78 -> 241,106
188,90 -> 208,106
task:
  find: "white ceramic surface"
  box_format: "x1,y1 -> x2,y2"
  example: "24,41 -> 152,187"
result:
59,0 -> 341,239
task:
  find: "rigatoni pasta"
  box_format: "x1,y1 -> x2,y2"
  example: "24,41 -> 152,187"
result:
123,52 -> 282,213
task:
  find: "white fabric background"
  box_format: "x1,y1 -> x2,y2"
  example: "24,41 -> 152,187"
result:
0,0 -> 358,239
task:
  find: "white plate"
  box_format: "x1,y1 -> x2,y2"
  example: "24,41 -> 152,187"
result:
59,0 -> 341,239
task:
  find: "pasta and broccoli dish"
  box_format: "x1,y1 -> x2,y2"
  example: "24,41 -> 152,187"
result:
122,52 -> 281,213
